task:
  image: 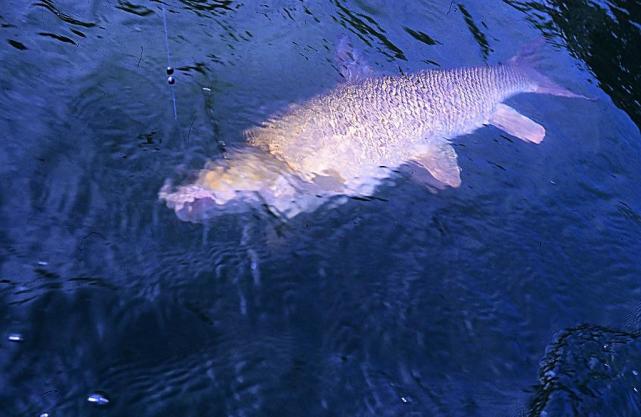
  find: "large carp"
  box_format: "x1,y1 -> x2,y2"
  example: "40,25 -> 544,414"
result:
160,38 -> 587,221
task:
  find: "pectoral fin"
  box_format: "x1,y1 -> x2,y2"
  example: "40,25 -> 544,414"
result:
312,169 -> 345,192
411,143 -> 462,188
489,103 -> 545,144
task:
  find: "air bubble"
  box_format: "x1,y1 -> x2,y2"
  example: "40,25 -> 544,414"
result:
87,392 -> 110,406
8,333 -> 24,342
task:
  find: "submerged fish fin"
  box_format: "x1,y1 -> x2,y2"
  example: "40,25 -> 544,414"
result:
312,169 -> 345,192
527,69 -> 591,99
509,38 -> 591,99
411,143 -> 462,188
336,35 -> 374,82
508,37 -> 546,68
490,103 -> 545,144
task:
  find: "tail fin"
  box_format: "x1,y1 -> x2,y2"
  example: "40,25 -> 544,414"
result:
509,38 -> 591,100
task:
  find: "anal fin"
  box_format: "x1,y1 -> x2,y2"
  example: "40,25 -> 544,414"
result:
489,103 -> 545,144
411,143 -> 462,188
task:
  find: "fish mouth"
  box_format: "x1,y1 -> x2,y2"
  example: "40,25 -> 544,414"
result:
158,182 -> 257,222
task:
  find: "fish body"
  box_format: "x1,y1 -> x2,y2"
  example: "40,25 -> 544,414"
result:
160,39 -> 586,222
247,64 -> 539,189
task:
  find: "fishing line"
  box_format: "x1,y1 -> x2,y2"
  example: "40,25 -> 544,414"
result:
161,2 -> 178,120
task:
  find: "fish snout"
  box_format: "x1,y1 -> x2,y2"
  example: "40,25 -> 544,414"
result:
159,182 -> 251,223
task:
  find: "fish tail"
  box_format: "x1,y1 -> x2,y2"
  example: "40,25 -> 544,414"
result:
509,38 -> 591,100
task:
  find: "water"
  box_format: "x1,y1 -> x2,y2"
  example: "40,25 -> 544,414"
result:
1,1 -> 640,416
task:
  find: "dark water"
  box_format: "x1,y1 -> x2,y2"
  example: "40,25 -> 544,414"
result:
1,1 -> 640,416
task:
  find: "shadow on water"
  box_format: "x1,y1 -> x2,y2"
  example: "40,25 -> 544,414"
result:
525,324 -> 641,417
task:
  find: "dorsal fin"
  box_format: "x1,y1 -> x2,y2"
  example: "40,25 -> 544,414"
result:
335,35 -> 374,83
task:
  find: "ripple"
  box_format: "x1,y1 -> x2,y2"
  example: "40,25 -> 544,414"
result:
34,0 -> 97,28
403,26 -> 440,46
7,39 -> 27,50
37,31 -> 77,45
457,4 -> 492,60
179,0 -> 236,17
115,1 -> 154,17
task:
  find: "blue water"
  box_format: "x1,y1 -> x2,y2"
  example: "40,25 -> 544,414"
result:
1,1 -> 640,416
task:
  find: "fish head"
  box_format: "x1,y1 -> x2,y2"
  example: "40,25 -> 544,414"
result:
158,181 -> 256,223
159,150 -> 312,222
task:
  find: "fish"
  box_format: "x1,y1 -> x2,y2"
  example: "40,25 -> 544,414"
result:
160,38 -> 588,222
